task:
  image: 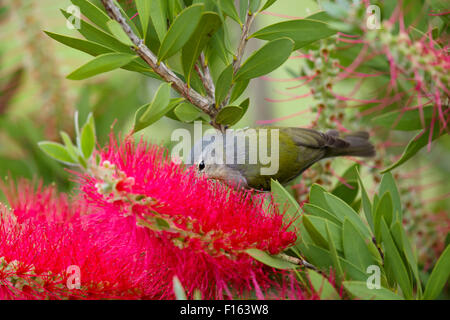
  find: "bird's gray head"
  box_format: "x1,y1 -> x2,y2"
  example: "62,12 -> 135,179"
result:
189,130 -> 249,188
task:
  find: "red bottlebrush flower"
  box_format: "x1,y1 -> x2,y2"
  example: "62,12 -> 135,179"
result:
0,136 -> 300,300
77,135 -> 298,299
0,183 -> 154,300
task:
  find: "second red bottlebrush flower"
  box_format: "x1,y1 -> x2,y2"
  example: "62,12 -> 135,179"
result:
76,135 -> 299,299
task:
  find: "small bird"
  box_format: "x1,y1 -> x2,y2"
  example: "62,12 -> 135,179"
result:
190,127 -> 375,191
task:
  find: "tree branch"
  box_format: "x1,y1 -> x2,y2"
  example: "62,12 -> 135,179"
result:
99,0 -> 220,127
198,53 -> 216,100
278,253 -> 323,273
221,7 -> 256,108
232,10 -> 256,74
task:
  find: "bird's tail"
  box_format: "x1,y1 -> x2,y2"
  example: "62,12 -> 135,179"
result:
326,131 -> 376,158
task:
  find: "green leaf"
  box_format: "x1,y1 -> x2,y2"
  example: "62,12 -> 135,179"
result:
234,37 -> 294,81
307,269 -> 340,300
134,85 -> 179,133
380,218 -> 413,299
173,276 -> 187,300
158,4 -> 204,62
342,218 -> 377,270
326,222 -> 344,280
140,82 -> 172,122
343,281 -> 404,300
229,79 -> 249,103
379,173 -> 402,223
60,131 -> 79,162
309,184 -> 332,212
182,11 -> 222,86
302,203 -> 342,226
324,193 -> 371,239
374,192 -> 393,242
218,0 -> 241,24
381,122 -> 445,173
149,0 -> 168,42
304,215 -> 343,252
61,9 -> 132,53
67,52 -> 137,80
251,19 -> 336,50
423,245 -> 450,299
38,142 -> 77,165
207,26 -> 232,65
332,180 -> 358,205
45,31 -> 112,56
70,0 -> 111,32
135,0 -> 151,40
270,179 -> 301,233
106,20 -> 133,45
215,64 -> 234,107
249,0 -> 262,13
80,114 -> 96,159
245,249 -> 297,270
372,106 -> 434,131
215,106 -> 244,126
391,221 -> 422,294
260,0 -> 278,11
302,215 -> 329,250
356,168 -> 374,233
174,102 -> 202,122
296,242 -> 332,270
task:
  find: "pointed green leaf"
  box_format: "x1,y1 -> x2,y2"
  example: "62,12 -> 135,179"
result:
324,192 -> 371,239
215,64 -> 234,106
60,131 -> 79,162
372,106 -> 434,131
106,20 -> 133,45
343,281 -> 404,300
302,203 -> 342,226
218,0 -> 241,24
326,222 -> 344,280
61,9 -> 132,53
67,52 -> 137,80
342,218 -> 377,270
229,79 -> 249,103
158,4 -> 204,62
381,121 -> 444,173
38,142 -> 77,165
135,0 -> 151,39
251,19 -> 336,50
302,215 -> 329,250
70,0 -> 111,32
45,31 -> 112,56
182,11 -> 222,86
423,245 -> 450,300
235,37 -> 294,81
80,114 -> 96,159
148,0 -> 168,42
380,218 -> 413,299
260,0 -> 278,11
308,269 -> 340,300
374,192 -> 393,242
356,168 -> 374,232
270,179 -> 301,233
246,249 -> 298,270
140,82 -> 172,122
309,184 -> 332,212
379,173 -> 402,223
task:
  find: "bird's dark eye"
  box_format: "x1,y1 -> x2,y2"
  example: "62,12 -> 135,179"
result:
198,160 -> 205,171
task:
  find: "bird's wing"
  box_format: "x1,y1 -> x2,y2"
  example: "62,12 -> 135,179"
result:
281,128 -> 350,149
